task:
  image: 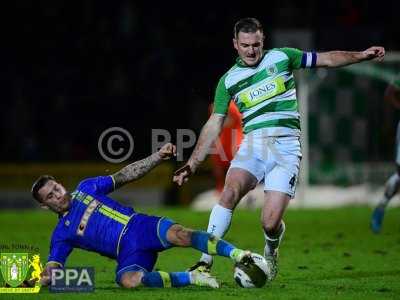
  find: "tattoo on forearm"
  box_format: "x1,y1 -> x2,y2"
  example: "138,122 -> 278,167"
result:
112,152 -> 161,188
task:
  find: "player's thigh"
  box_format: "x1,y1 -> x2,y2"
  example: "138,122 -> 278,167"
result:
225,167 -> 259,190
229,137 -> 266,185
116,251 -> 157,286
220,167 -> 259,208
222,138 -> 266,207
125,214 -> 176,251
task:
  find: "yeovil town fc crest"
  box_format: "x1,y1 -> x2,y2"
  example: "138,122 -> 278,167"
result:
266,64 -> 278,76
0,253 -> 42,293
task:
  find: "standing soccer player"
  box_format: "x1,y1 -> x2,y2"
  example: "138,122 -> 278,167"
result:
173,17 -> 385,280
30,143 -> 255,289
371,74 -> 400,233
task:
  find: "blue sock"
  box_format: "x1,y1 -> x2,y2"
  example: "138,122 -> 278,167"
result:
191,231 -> 236,257
141,271 -> 191,288
170,272 -> 191,287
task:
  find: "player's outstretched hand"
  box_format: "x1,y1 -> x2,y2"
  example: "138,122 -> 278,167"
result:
18,279 -> 37,288
362,46 -> 385,61
158,143 -> 177,160
173,164 -> 192,186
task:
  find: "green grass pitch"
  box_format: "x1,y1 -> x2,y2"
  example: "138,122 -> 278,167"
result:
1,207 -> 400,299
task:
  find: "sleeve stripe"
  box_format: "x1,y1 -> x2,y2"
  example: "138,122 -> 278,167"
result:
301,52 -> 317,68
311,52 -> 317,68
306,52 -> 313,67
300,53 -> 307,68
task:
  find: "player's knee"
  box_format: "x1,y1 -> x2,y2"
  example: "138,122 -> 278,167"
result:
120,272 -> 143,288
167,224 -> 192,247
220,173 -> 257,208
220,181 -> 242,208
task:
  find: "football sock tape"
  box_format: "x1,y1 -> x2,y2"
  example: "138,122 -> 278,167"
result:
191,231 -> 235,257
141,271 -> 191,288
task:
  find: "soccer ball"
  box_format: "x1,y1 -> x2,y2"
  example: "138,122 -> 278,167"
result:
234,253 -> 269,288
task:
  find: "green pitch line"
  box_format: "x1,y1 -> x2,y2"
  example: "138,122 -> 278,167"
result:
1,207 -> 400,300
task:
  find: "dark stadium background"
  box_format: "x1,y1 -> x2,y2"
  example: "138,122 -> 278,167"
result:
2,1 -> 399,162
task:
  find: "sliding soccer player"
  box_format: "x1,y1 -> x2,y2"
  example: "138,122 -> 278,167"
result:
31,143 -> 254,289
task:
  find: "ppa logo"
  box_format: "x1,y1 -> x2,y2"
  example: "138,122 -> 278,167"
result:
49,267 -> 94,293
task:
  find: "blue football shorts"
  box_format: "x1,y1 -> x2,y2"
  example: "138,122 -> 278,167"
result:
115,213 -> 175,285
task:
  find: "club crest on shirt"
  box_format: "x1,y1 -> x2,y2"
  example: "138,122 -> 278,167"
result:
266,64 -> 278,76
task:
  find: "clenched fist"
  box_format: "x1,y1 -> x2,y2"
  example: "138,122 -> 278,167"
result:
362,46 -> 385,61
158,143 -> 177,160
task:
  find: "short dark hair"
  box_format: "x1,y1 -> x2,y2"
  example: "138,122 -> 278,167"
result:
31,175 -> 55,202
233,17 -> 263,38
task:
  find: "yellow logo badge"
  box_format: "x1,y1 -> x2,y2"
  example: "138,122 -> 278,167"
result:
239,77 -> 286,108
0,253 -> 42,293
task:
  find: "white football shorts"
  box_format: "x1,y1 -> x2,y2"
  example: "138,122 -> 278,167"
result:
229,131 -> 302,198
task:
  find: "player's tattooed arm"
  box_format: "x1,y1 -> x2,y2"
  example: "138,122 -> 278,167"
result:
316,46 -> 385,67
112,143 -> 176,189
112,153 -> 161,189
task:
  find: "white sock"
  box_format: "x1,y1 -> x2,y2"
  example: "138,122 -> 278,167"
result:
264,221 -> 286,257
200,204 -> 233,265
379,173 -> 400,207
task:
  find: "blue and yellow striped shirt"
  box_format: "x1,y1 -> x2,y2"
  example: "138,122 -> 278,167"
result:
47,176 -> 135,266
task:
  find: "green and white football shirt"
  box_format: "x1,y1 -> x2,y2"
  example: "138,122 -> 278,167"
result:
214,48 -> 316,136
